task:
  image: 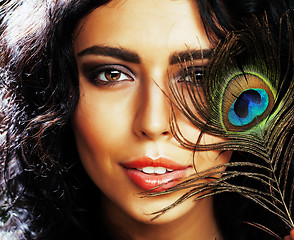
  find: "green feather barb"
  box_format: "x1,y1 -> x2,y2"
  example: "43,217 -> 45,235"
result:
140,12 -> 294,238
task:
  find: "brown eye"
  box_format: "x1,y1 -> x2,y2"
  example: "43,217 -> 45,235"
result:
176,66 -> 205,85
94,68 -> 133,83
84,64 -> 135,86
105,70 -> 122,82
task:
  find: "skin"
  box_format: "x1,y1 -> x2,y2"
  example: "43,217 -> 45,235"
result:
72,0 -> 232,239
284,229 -> 294,240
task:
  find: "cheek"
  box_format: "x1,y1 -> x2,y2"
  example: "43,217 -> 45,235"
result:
194,150 -> 232,173
195,134 -> 232,172
72,91 -> 131,155
72,105 -> 110,160
71,84 -> 138,169
72,98 -> 123,178
72,103 -> 124,193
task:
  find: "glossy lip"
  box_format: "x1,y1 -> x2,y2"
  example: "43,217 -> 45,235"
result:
121,157 -> 192,192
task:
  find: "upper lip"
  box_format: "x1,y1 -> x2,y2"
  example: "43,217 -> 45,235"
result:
120,156 -> 190,170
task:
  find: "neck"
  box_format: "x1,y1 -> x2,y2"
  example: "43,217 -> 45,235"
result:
101,195 -> 221,240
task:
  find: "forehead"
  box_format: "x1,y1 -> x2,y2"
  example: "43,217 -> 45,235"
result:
73,0 -> 210,57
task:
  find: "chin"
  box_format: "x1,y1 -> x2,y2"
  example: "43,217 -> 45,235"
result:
137,198 -> 199,224
104,188 -> 202,225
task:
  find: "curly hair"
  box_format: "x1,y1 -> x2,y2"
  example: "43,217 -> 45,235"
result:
0,0 -> 292,239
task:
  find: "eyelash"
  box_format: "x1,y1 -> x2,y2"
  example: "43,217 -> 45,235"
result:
86,65 -> 134,86
176,66 -> 205,85
85,65 -> 204,87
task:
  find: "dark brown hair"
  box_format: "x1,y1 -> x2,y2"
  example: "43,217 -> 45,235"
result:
0,0 -> 292,239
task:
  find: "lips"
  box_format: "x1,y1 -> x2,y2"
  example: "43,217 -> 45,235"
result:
121,157 -> 191,192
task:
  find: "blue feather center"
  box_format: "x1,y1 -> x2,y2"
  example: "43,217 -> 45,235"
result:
228,89 -> 269,126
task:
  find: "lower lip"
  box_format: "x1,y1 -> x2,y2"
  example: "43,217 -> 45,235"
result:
123,168 -> 190,192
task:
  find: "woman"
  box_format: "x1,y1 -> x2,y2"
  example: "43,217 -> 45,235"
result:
0,0 -> 293,239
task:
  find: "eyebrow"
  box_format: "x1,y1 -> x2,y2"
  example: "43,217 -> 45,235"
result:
169,49 -> 212,65
77,45 -> 212,65
77,45 -> 141,63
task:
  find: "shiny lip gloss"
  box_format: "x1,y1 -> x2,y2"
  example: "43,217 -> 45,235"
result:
121,157 -> 191,192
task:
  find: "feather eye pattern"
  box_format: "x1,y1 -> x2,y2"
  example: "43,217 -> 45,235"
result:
219,71 -> 275,131
204,19 -> 281,137
141,12 -> 294,238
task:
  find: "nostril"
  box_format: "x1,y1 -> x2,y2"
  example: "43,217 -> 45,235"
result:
139,130 -> 170,138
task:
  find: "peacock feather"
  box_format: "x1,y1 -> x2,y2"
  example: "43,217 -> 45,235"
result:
141,11 -> 294,239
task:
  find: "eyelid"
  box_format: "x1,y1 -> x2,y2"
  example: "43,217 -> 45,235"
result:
84,64 -> 135,85
174,66 -> 205,84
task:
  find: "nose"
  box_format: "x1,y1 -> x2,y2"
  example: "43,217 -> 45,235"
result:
133,78 -> 172,140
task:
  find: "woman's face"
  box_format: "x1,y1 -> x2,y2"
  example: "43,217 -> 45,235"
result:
72,0 -> 231,224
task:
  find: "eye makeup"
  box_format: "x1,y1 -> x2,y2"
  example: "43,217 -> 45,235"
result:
173,66 -> 206,86
82,64 -> 135,87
